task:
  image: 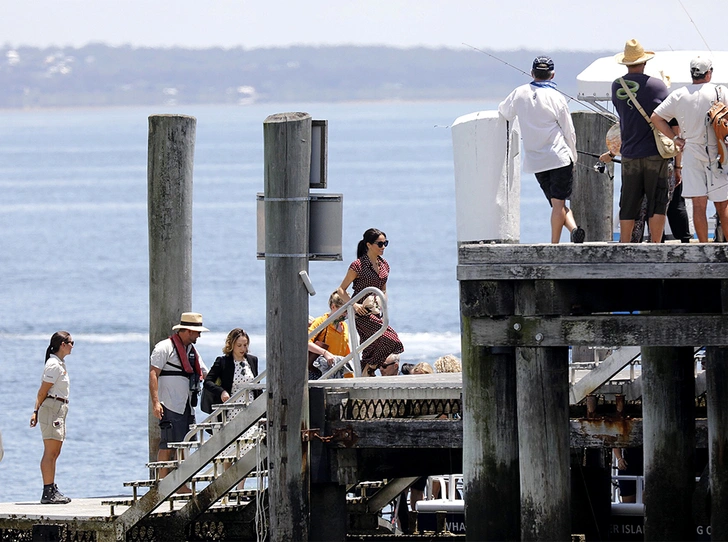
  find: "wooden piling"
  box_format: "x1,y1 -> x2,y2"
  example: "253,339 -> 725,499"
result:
706,346 -> 728,540
147,114 -> 196,462
462,317 -> 519,541
571,111 -> 617,242
641,346 -> 695,541
263,112 -> 312,541
516,345 -> 570,541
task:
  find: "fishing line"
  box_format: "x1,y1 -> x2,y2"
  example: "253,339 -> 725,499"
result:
677,0 -> 712,53
462,42 -> 618,125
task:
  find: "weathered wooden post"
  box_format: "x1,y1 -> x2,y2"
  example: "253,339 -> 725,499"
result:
461,329 -> 519,541
147,114 -> 196,462
571,111 -> 616,242
641,346 -> 695,541
510,280 -> 571,541
516,344 -> 570,541
264,112 -> 312,541
706,346 -> 728,540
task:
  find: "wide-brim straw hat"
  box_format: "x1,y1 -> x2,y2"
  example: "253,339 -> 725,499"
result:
172,312 -> 210,332
615,39 -> 655,66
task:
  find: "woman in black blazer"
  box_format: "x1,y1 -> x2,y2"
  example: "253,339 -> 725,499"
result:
204,328 -> 259,406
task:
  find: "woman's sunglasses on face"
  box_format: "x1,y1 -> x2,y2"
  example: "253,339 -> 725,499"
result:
375,240 -> 389,248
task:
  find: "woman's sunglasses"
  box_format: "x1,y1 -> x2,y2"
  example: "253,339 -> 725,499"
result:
375,240 -> 389,248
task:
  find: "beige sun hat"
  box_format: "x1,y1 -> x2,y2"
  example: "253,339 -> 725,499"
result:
172,312 -> 210,332
615,39 -> 655,66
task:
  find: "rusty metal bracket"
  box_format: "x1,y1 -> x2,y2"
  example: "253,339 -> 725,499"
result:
302,425 -> 358,447
301,428 -> 321,442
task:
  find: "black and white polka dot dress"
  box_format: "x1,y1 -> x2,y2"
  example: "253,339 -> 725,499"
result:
350,255 -> 404,370
223,358 -> 256,458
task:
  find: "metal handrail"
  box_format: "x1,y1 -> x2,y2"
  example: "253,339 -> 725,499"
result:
190,286 -> 389,439
185,375 -> 266,443
311,286 -> 389,379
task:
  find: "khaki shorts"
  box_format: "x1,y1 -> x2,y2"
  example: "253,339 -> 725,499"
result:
38,399 -> 68,441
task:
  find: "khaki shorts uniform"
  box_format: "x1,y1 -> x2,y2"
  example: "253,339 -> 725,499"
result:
39,398 -> 68,441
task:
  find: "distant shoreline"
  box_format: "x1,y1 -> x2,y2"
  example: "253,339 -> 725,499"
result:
0,97 -> 503,115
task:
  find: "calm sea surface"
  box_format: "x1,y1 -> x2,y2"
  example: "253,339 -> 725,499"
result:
0,100 -> 559,502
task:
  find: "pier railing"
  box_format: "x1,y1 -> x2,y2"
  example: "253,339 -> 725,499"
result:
312,286 -> 389,379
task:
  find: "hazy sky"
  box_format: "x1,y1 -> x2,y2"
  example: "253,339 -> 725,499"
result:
0,0 -> 723,53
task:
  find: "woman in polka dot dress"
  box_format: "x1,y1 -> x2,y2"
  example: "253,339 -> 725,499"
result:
337,228 -> 404,375
203,329 -> 260,461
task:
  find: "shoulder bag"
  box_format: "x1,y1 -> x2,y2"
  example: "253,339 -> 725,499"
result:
708,86 -> 728,167
618,77 -> 679,159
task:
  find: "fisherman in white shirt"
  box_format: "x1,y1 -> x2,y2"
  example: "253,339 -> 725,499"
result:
652,56 -> 728,242
498,55 -> 584,244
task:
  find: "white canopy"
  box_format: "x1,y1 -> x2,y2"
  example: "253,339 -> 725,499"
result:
577,50 -> 728,103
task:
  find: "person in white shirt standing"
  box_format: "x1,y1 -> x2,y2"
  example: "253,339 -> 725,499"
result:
652,57 -> 728,242
149,312 -> 209,483
499,56 -> 584,244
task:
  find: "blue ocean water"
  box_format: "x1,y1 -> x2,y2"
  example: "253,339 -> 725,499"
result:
0,101 -> 556,502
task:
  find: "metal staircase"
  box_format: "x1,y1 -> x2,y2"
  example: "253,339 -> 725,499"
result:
108,286 -> 392,540
108,388 -> 268,540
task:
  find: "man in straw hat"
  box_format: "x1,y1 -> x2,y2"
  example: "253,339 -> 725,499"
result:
606,39 -> 672,243
149,312 -> 209,482
651,57 -> 728,242
498,55 -> 585,244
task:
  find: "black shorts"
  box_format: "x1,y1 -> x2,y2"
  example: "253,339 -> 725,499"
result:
159,403 -> 195,449
619,156 -> 669,220
534,163 -> 574,205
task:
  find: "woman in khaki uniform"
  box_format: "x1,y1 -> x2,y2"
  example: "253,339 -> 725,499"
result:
30,331 -> 74,504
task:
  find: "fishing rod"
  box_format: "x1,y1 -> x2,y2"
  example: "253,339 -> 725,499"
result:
462,42 -> 618,124
463,43 -> 621,175
678,0 -> 712,53
578,150 -> 621,163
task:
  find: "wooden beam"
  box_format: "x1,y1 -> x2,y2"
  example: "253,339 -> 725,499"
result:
458,262 -> 728,281
570,347 -> 641,404
327,418 -> 709,449
458,242 -> 728,267
328,419 -> 461,448
471,314 -> 728,346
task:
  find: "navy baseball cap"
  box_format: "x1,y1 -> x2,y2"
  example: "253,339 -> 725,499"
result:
533,56 -> 554,71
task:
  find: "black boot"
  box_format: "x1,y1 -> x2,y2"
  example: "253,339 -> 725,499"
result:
53,484 -> 71,504
40,483 -> 70,504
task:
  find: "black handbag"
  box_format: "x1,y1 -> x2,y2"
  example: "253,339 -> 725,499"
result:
201,379 -> 222,414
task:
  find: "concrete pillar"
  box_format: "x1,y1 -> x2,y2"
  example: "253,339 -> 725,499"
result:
451,110 -> 521,243
641,346 -> 695,541
147,114 -> 196,462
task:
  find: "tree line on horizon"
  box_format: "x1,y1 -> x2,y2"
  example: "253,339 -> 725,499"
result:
0,44 -> 611,108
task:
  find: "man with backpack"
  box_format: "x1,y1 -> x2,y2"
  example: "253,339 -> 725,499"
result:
652,57 -> 728,242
